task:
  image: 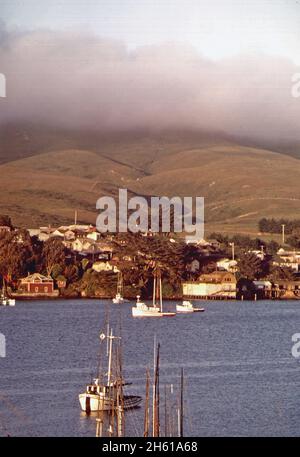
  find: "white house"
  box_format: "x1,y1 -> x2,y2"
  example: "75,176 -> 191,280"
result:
274,248 -> 300,272
217,258 -> 238,272
183,272 -> 237,299
92,261 -> 119,273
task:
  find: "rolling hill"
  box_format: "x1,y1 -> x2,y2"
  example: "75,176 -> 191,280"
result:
0,123 -> 300,236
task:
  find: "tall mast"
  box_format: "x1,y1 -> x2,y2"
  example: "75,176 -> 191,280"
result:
152,336 -> 156,435
164,384 -> 168,437
117,271 -> 123,295
107,328 -> 113,386
144,368 -> 150,437
179,368 -> 184,437
159,275 -> 162,312
116,342 -> 124,437
153,342 -> 160,437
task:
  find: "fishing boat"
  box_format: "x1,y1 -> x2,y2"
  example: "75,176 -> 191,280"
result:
132,296 -> 164,317
132,270 -> 176,317
176,300 -> 204,314
112,272 -> 128,304
79,328 -> 142,413
0,279 -> 15,306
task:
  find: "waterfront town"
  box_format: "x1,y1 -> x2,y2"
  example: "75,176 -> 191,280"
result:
1,214 -> 300,301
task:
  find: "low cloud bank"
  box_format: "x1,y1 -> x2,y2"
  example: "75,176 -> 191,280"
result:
0,22 -> 299,141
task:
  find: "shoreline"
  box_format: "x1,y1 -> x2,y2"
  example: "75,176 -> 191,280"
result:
8,295 -> 300,302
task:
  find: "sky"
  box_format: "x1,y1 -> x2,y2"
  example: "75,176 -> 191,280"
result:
0,0 -> 300,141
1,0 -> 300,63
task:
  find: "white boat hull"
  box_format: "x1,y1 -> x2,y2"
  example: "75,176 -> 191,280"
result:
112,295 -> 129,304
176,305 -> 194,313
132,307 -> 164,317
0,298 -> 15,306
176,300 -> 205,313
79,393 -> 142,412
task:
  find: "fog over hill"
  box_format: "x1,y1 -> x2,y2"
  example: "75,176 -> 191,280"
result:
0,22 -> 300,142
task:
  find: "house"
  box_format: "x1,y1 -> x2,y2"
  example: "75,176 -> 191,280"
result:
97,243 -> 114,260
253,280 -> 273,299
28,228 -> 40,237
64,230 -> 76,240
186,259 -> 200,273
0,225 -> 12,233
207,239 -> 221,250
92,261 -> 119,273
37,226 -> 55,242
87,231 -> 101,241
15,273 -> 59,297
248,249 -> 265,261
182,272 -> 236,299
216,258 -> 238,272
38,232 -> 51,242
71,238 -> 85,252
56,276 -> 67,289
273,248 -> 300,272
273,280 -> 300,299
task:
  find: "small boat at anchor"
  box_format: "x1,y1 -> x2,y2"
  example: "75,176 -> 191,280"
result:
0,279 -> 15,306
132,270 -> 176,318
176,300 -> 205,313
132,296 -> 165,317
112,272 -> 128,304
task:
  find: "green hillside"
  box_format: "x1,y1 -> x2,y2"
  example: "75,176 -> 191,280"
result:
0,124 -> 299,235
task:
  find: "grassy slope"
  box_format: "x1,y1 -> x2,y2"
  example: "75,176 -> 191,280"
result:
0,127 -> 299,236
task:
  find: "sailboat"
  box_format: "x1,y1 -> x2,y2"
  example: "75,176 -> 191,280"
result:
143,341 -> 185,437
132,270 -> 176,317
176,300 -> 205,314
79,327 -> 142,413
112,272 -> 128,304
0,278 -> 15,307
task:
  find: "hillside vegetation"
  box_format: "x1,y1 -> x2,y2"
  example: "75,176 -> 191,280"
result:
1,124 -> 300,234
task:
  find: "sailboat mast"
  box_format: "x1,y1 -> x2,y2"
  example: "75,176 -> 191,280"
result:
152,337 -> 156,435
179,368 -> 184,437
156,344 -> 160,437
107,328 -> 113,386
116,377 -> 124,437
164,384 -> 168,437
153,342 -> 160,437
144,368 -> 150,437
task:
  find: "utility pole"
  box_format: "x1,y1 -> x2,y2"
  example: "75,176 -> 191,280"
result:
229,242 -> 235,260
281,224 -> 285,245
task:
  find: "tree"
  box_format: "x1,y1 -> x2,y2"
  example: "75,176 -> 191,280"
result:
42,238 -> 66,276
269,265 -> 295,281
64,264 -> 79,284
0,215 -> 13,228
0,230 -> 33,282
267,240 -> 279,255
237,252 -> 263,280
